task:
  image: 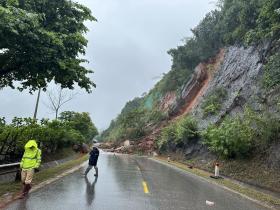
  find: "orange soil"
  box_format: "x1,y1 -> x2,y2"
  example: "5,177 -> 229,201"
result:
139,49 -> 225,148
174,49 -> 225,120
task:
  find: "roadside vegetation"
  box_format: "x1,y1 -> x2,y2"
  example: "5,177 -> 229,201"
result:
155,107 -> 280,159
156,116 -> 199,152
202,108 -> 280,159
0,111 -> 98,163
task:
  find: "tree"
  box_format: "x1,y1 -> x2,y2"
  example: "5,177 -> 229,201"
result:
59,111 -> 98,142
252,0 -> 280,41
45,87 -> 76,119
191,10 -> 223,60
0,0 -> 96,92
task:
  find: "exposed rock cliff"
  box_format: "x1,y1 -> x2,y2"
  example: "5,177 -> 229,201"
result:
193,45 -> 269,128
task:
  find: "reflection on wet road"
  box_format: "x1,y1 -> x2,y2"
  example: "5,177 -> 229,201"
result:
6,153 -> 268,210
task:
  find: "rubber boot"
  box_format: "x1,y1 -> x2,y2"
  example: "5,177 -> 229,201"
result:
19,184 -> 28,199
25,184 -> 32,195
94,167 -> 98,177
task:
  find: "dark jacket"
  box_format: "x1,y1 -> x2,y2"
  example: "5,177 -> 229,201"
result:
89,147 -> 99,166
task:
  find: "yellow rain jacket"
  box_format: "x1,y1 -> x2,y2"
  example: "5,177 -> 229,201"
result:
20,140 -> 41,170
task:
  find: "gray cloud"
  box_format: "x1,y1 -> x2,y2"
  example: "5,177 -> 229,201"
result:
0,0 -> 216,130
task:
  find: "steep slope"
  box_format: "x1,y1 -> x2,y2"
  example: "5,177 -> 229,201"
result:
193,44 -> 274,129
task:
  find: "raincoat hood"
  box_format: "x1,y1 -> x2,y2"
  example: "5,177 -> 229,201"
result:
21,140 -> 41,169
24,140 -> 38,149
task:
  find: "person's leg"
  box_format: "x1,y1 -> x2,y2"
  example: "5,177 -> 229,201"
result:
21,170 -> 27,185
19,170 -> 30,198
94,166 -> 98,177
84,165 -> 93,175
24,169 -> 34,194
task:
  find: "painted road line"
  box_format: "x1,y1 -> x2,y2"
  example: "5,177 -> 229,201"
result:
142,181 -> 149,194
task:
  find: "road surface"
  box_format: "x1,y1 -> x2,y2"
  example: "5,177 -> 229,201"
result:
6,153 -> 269,210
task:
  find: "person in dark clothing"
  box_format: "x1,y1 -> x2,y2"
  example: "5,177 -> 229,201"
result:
84,147 -> 99,176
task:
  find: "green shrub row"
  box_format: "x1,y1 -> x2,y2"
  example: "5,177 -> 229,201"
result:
0,111 -> 98,161
202,109 -> 280,158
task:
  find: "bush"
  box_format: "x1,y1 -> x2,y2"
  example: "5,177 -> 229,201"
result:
156,123 -> 177,152
202,117 -> 254,158
175,117 -> 198,145
202,87 -> 227,116
263,53 -> 280,89
157,116 -> 199,152
147,110 -> 167,124
202,108 -> 280,159
0,112 -> 98,162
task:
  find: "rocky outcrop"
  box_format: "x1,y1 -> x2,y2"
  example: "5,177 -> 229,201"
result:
168,49 -> 225,118
192,44 -> 273,129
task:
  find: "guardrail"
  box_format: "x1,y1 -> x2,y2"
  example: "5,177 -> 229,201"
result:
0,162 -> 21,182
0,162 -> 20,169
0,154 -> 80,183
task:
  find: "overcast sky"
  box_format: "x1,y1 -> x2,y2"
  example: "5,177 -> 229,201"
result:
0,0 -> 216,130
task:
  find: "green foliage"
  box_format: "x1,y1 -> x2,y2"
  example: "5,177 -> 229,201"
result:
157,116 -> 199,152
147,110 -> 167,124
175,117 -> 198,143
169,0 -> 279,74
202,108 -> 280,158
263,52 -> 280,89
59,111 -> 98,142
0,0 -> 96,92
202,87 -> 227,116
0,112 -> 98,161
202,117 -> 254,158
156,123 -> 176,152
245,0 -> 280,43
221,0 -> 263,44
155,68 -> 193,94
191,10 -> 223,60
100,91 -> 170,142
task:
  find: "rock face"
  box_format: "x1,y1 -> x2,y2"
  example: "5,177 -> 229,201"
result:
192,45 -> 274,129
168,49 -> 225,118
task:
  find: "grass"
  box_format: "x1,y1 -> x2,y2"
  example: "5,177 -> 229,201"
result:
0,154 -> 88,198
42,147 -> 77,162
154,156 -> 280,209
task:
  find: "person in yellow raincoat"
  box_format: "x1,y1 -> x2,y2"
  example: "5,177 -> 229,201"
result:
19,140 -> 41,198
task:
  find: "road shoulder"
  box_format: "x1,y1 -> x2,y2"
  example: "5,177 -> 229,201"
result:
151,157 -> 280,210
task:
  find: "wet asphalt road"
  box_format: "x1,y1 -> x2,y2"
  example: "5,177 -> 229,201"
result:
6,153 -> 268,210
